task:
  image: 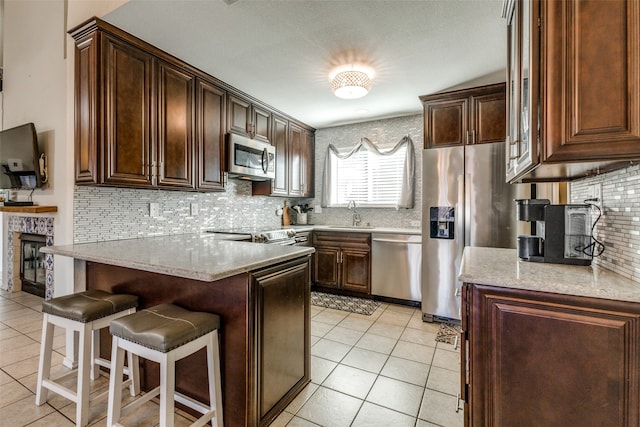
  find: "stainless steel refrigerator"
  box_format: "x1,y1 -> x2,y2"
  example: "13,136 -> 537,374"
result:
421,142 -> 528,322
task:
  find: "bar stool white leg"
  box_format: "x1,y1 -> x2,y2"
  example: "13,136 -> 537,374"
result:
127,351 -> 140,396
107,336 -> 125,427
210,330 -> 224,427
35,314 -> 54,405
160,351 -> 176,427
77,322 -> 92,427
90,328 -> 100,381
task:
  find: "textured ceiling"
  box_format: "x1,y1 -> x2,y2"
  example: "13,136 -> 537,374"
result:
104,0 -> 506,129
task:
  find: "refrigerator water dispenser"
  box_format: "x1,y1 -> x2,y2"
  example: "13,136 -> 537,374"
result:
429,207 -> 455,239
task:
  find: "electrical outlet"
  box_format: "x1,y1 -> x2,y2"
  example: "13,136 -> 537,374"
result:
191,203 -> 199,216
149,202 -> 160,218
314,205 -> 322,214
410,220 -> 421,228
588,183 -> 603,210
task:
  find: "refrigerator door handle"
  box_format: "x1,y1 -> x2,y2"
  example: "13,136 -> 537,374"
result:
458,176 -> 465,247
464,173 -> 471,245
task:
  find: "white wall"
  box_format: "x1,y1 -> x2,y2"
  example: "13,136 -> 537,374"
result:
2,0 -> 127,296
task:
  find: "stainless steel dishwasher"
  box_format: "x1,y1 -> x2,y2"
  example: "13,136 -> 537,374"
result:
372,233 -> 422,303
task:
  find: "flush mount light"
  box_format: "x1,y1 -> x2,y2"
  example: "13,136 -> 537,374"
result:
330,70 -> 372,99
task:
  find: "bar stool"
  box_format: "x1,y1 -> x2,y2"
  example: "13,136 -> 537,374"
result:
35,290 -> 140,427
107,303 -> 224,427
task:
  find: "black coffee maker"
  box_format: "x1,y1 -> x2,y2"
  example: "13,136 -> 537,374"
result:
515,199 -> 593,266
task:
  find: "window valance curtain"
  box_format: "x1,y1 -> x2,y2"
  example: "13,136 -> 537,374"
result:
321,135 -> 415,209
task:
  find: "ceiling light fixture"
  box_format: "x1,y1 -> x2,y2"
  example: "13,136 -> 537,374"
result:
330,70 -> 372,99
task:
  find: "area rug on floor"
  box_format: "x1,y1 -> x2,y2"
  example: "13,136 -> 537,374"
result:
311,291 -> 381,315
435,322 -> 463,345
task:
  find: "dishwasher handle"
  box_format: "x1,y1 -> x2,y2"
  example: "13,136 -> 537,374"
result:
372,238 -> 421,244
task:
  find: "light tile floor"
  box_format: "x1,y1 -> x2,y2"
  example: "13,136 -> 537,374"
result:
0,290 -> 464,426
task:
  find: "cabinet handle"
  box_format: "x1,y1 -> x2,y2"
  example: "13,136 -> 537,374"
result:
465,131 -> 469,144
455,393 -> 463,413
454,335 -> 460,351
471,130 -> 475,144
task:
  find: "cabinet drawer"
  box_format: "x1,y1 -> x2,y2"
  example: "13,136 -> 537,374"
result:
312,231 -> 371,248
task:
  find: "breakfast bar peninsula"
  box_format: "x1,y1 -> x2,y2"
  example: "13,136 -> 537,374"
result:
42,233 -> 314,427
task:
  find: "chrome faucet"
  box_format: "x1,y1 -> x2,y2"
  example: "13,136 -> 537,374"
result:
347,200 -> 362,226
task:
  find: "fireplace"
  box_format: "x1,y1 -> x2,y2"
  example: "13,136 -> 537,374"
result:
5,215 -> 55,299
20,233 -> 46,297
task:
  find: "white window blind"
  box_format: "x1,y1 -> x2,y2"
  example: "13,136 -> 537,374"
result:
330,144 -> 407,207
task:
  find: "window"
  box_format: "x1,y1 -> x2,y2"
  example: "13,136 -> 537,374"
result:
328,143 -> 408,207
322,136 -> 415,209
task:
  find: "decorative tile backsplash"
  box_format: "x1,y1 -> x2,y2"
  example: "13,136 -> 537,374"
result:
74,115 -> 424,241
310,114 -> 423,228
570,164 -> 640,284
73,180 -> 305,243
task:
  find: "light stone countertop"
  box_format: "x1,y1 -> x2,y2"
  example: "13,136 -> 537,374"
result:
459,247 -> 640,303
41,234 -> 314,282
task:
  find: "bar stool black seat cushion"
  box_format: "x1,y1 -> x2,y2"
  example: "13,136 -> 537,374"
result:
42,290 -> 139,323
109,304 -> 221,353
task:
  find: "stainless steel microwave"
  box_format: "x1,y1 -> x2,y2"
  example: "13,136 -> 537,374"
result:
227,133 -> 275,181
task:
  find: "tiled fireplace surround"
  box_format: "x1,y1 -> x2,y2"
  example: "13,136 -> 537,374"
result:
5,215 -> 55,299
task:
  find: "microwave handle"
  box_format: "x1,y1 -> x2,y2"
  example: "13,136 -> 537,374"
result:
262,148 -> 269,173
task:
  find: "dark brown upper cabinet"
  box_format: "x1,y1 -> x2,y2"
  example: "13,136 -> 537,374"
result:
71,20 -> 219,191
302,129 -> 315,197
157,60 -> 195,189
227,95 -> 271,143
269,114 -> 289,196
196,78 -> 226,191
252,115 -> 315,198
101,34 -> 155,188
420,83 -> 506,149
71,17 -> 314,193
505,0 -> 640,183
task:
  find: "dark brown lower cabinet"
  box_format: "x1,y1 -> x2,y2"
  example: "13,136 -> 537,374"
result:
312,231 -> 371,296
87,256 -> 311,427
253,258 -> 310,425
462,283 -> 640,427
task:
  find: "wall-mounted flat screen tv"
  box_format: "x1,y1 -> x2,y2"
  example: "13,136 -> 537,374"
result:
0,123 -> 43,189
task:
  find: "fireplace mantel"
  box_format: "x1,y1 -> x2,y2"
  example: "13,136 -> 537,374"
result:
0,206 -> 57,214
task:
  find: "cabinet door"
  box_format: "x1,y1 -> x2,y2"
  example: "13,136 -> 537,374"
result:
341,249 -> 370,293
468,284 -> 640,426
102,35 -> 154,187
253,258 -> 310,422
196,78 -> 226,191
157,61 -> 195,189
424,98 -> 468,148
301,130 -> 315,197
270,115 -> 289,196
313,246 -> 340,288
228,95 -> 251,136
252,105 -> 271,143
74,30 -> 100,184
505,0 -> 540,183
543,0 -> 640,163
470,90 -> 506,145
288,123 -> 304,197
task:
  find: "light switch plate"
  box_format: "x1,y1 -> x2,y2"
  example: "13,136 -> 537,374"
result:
191,203 -> 199,216
149,202 -> 160,218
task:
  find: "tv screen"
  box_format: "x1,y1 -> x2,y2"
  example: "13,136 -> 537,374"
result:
0,123 -> 42,189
